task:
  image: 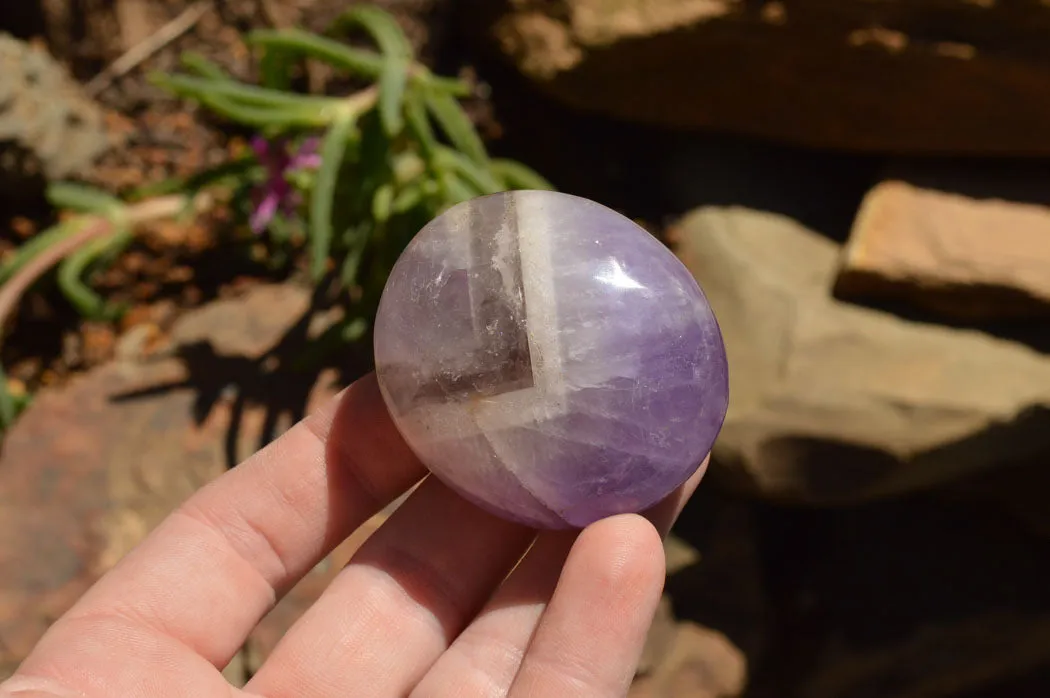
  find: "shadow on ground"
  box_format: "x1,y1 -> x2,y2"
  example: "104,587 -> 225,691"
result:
110,278 -> 375,468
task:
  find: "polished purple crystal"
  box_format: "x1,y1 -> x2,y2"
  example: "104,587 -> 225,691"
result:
373,191 -> 728,529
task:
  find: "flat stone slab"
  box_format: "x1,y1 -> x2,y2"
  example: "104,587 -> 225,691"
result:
0,283 -> 344,678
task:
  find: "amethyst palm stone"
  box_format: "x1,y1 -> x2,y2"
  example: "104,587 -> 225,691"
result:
374,191 -> 728,529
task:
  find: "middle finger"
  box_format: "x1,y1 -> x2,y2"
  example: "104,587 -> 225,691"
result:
244,476 -> 536,698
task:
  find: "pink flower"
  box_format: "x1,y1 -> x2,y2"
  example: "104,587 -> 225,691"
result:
249,135 -> 322,234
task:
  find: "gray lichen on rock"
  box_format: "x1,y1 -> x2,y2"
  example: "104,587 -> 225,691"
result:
0,33 -> 113,182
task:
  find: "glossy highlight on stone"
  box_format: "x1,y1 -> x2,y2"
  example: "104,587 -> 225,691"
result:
373,191 -> 729,529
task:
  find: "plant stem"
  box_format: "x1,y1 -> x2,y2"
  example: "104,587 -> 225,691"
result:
0,193 -> 213,338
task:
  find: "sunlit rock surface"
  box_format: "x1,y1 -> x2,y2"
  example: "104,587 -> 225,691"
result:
374,191 -> 728,528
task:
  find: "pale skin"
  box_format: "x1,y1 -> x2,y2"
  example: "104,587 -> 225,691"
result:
1,373 -> 708,698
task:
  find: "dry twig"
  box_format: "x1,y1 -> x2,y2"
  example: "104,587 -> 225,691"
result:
85,0 -> 212,96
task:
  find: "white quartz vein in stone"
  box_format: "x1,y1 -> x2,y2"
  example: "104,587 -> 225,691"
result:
515,191 -> 565,394
492,214 -> 520,312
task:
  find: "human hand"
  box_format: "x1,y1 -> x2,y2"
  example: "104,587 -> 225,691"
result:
1,373 -> 706,697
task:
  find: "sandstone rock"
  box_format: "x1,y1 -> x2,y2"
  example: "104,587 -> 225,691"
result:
470,0 -> 1050,154
167,283 -> 313,358
221,649 -> 248,688
0,33 -> 114,184
663,533 -> 701,575
0,358 -> 222,678
0,283 -> 340,677
836,163 -> 1050,320
630,623 -> 747,698
669,206 -> 1050,503
637,595 -> 680,677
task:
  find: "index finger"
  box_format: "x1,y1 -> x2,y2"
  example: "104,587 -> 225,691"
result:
22,373 -> 426,671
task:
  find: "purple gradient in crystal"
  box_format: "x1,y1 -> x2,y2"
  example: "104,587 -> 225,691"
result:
373,191 -> 729,529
